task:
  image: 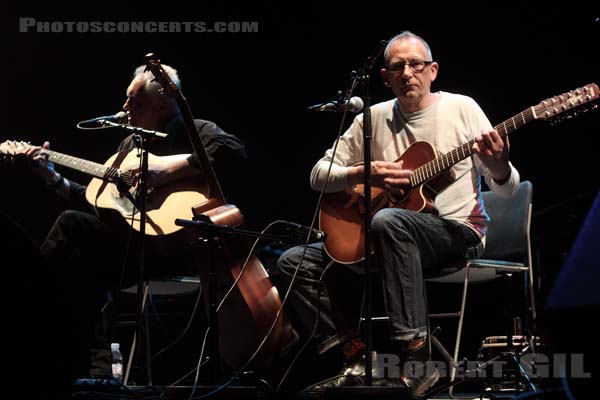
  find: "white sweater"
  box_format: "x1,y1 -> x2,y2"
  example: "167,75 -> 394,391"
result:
310,91 -> 520,241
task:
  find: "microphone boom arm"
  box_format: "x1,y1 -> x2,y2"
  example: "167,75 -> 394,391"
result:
99,120 -> 169,139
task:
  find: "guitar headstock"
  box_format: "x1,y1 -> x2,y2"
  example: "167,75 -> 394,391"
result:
0,141 -> 34,164
144,53 -> 180,98
534,83 -> 599,124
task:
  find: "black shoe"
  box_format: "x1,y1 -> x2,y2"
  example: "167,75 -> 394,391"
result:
338,356 -> 388,384
400,361 -> 440,398
300,355 -> 399,397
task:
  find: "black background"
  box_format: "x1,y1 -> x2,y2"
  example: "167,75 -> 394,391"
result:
4,1 -> 599,296
2,1 -> 599,390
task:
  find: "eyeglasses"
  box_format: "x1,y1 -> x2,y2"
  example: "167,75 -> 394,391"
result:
386,60 -> 434,73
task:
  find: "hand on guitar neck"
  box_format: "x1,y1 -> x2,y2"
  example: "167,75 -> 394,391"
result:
0,140 -> 61,187
472,128 -> 512,184
1,139 -> 201,192
1,139 -> 210,235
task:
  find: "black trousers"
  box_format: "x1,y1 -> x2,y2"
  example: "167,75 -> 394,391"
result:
40,209 -> 195,379
40,210 -> 126,378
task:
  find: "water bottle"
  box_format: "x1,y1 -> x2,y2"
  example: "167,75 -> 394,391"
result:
110,343 -> 123,383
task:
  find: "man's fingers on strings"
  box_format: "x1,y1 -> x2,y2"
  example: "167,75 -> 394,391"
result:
472,140 -> 491,156
481,133 -> 500,152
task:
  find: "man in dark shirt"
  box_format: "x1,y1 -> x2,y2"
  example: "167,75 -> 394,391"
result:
18,63 -> 247,383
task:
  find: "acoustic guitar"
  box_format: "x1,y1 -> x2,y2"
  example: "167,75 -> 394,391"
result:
320,83 -> 599,264
0,141 -> 207,235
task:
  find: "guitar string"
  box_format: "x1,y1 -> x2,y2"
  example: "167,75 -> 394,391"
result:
411,107 -> 536,186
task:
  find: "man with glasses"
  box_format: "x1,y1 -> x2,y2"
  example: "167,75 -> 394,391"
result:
275,31 -> 520,396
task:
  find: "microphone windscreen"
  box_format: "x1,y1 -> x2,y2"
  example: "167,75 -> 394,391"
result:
348,97 -> 364,113
115,111 -> 128,123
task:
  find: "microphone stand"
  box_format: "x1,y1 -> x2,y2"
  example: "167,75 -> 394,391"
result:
324,40 -> 418,400
99,120 -> 169,138
124,128 -> 165,386
360,71 -> 375,387
81,119 -> 167,384
326,42 -> 411,399
353,40 -> 386,387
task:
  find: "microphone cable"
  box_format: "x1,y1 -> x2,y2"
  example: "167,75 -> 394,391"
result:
274,78 -> 361,394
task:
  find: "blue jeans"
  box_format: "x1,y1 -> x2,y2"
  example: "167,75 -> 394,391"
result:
275,208 -> 483,353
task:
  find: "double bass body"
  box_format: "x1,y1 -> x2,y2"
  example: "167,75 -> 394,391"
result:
193,204 -> 297,369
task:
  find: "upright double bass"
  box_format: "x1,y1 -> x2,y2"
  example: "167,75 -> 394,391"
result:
144,53 -> 296,369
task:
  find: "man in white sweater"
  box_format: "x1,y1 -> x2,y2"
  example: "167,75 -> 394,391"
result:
276,31 -> 520,395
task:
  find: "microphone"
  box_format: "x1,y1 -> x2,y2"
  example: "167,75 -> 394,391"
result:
280,221 -> 326,243
308,96 -> 364,113
79,111 -> 128,125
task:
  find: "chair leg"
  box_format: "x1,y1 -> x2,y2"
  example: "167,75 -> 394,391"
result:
445,265 -> 472,399
526,204 -> 536,324
450,264 -> 471,382
123,281 -> 150,386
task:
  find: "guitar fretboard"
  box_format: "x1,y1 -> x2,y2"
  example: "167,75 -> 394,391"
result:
409,106 -> 536,187
46,150 -> 121,182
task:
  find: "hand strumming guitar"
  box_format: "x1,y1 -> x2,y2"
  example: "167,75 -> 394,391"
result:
346,159 -> 413,199
127,155 -> 200,190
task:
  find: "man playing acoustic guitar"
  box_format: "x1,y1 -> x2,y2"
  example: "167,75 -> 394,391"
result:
275,31 -> 520,396
4,64 -> 247,383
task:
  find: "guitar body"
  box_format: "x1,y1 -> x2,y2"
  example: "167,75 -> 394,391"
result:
320,141 -> 441,264
84,147 -> 296,367
86,149 -> 209,235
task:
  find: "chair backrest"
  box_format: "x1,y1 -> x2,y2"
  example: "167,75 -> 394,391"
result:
479,180 -> 533,264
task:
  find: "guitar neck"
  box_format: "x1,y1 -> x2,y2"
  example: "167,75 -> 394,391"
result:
45,149 -> 121,182
410,106 -> 535,187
